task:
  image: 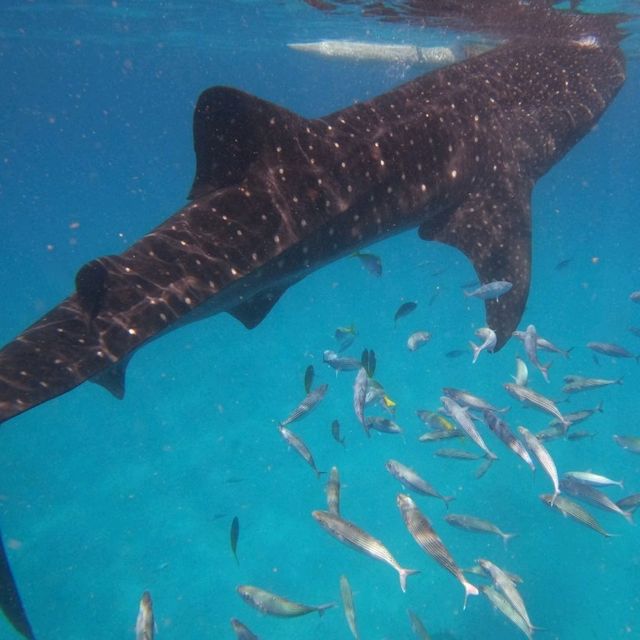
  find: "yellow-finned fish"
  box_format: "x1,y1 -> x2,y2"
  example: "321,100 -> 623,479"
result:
237,585 -> 334,617
135,591 -> 155,640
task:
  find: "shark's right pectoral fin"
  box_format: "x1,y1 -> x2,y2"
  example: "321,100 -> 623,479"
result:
90,355 -> 130,400
0,533 -> 35,640
419,181 -> 532,350
228,285 -> 291,330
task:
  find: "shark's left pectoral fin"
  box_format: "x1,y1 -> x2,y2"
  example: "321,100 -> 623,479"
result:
420,182 -> 532,350
0,533 -> 35,640
90,355 -> 130,399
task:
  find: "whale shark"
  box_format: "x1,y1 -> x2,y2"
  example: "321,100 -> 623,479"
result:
0,4 -> 627,637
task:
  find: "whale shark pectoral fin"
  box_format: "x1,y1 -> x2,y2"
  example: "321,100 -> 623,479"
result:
0,533 -> 35,640
228,285 -> 291,330
90,355 -> 130,399
419,182 -> 532,350
188,86 -> 302,200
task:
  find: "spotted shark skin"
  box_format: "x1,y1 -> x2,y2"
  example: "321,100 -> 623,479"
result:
0,22 -> 626,640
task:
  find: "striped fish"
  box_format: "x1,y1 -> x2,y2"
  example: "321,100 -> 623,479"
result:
385,459 -> 454,507
481,585 -> 533,640
280,383 -> 328,427
277,425 -> 324,477
518,426 -> 560,503
326,466 -> 341,515
237,585 -> 334,617
339,575 -> 359,640
540,494 -> 615,537
397,494 -> 478,608
312,510 -> 419,592
559,478 -> 633,524
483,411 -> 534,471
504,384 -> 570,429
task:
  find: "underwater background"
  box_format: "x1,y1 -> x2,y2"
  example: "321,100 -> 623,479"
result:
1,1 -> 640,638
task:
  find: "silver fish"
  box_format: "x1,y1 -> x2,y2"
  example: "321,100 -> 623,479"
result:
339,575 -> 359,640
586,341 -> 638,361
230,618 -> 259,640
518,426 -> 560,502
548,402 -> 603,429
563,470 -> 623,489
477,559 -> 533,634
326,466 -> 341,515
385,459 -> 454,506
331,419 -> 345,446
504,383 -> 570,429
512,356 -> 529,386
353,367 -> 368,430
469,327 -> 497,363
613,434 -> 640,454
418,429 -> 466,442
407,331 -> 432,351
481,585 -> 533,640
312,510 -> 419,592
277,424 -> 324,477
444,513 -> 516,546
397,494 -> 478,607
464,280 -> 512,300
408,609 -> 431,640
522,324 -> 550,383
279,383 -> 328,427
536,337 -> 572,358
559,477 -> 632,523
135,591 -> 154,640
540,494 -> 614,537
434,448 -> 482,460
483,411 -> 534,471
617,493 -> 640,512
441,396 -> 497,460
323,350 -> 362,372
443,387 -> 508,414
562,374 -> 623,394
237,585 -> 334,617
365,416 -> 403,436
630,291 -> 640,303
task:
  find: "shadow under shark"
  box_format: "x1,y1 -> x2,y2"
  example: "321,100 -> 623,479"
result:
0,9 -> 626,637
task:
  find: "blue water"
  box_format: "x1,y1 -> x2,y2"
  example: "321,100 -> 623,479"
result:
1,2 -> 640,639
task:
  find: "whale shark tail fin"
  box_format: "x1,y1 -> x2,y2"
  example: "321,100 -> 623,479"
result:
420,181 -> 531,350
0,532 -> 35,639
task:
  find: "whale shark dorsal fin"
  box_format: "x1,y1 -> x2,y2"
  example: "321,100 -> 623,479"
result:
75,258 -> 109,318
419,183 -> 532,349
228,285 -> 291,330
189,86 -> 301,200
90,356 -> 130,399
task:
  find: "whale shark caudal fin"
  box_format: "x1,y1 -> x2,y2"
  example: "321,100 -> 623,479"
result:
0,533 -> 35,639
420,182 -> 531,351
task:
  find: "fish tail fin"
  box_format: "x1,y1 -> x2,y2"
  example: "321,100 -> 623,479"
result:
317,602 -> 336,616
622,509 -> 634,525
595,401 -> 605,413
564,347 -> 574,358
616,377 -> 624,385
316,470 -> 327,478
462,580 -> 480,610
502,532 -> 518,549
551,489 -> 560,507
541,360 -> 552,383
469,341 -> 481,364
399,568 -> 420,593
443,495 -> 456,509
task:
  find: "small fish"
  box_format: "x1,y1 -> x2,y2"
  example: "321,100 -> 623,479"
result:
434,448 -> 481,460
385,459 -> 454,506
394,301 -> 418,324
465,564 -> 523,584
365,416 -> 403,436
443,387 -> 507,414
397,494 -> 478,608
464,280 -> 512,300
416,410 -> 457,432
540,493 -> 614,537
237,585 -> 334,617
481,585 -> 534,640
562,374 -> 623,394
477,558 -> 533,636
353,367 -> 368,430
554,258 -> 572,270
613,434 -> 640,454
230,516 -> 240,564
512,356 -> 529,386
230,618 -> 259,640
469,327 -> 497,363
339,575 -> 359,640
277,425 -> 324,477
304,365 -> 314,394
504,383 -> 570,429
630,291 -> 640,303
326,466 -> 341,515
629,326 -> 640,338
323,350 -> 362,372
536,337 -> 572,359
441,396 -> 497,460
563,471 -> 623,489
418,429 -> 466,442
135,591 -> 155,640
587,341 -> 638,361
331,419 -> 345,446
280,384 -> 328,428
407,331 -> 431,351
352,251 -> 382,277
444,513 -> 516,546
559,477 -> 632,524
407,609 -> 431,640
475,456 -> 494,479
548,402 -> 603,429
518,425 -> 560,502
522,324 -> 551,383
445,349 -> 467,359
566,430 -> 596,441
312,510 -> 419,592
483,411 -> 535,471
360,348 -> 376,377
335,324 -> 358,352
